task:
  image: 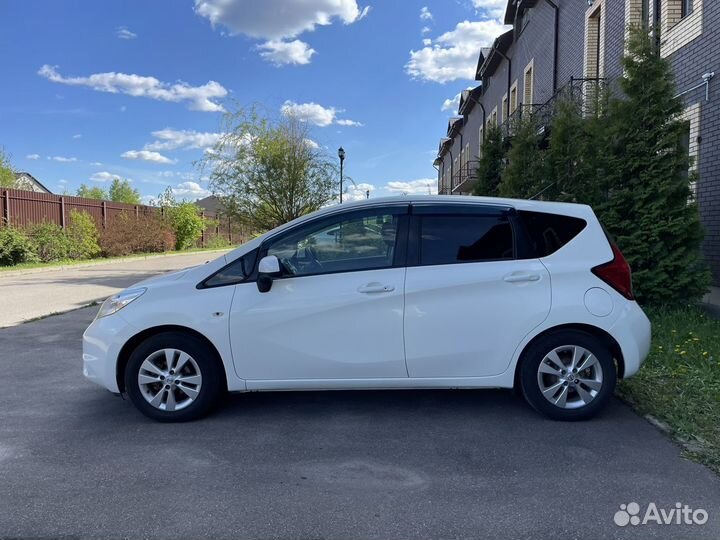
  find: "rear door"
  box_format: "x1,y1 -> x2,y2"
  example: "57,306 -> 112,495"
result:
403,204 -> 551,378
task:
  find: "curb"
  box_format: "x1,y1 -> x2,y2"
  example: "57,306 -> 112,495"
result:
0,249 -> 231,278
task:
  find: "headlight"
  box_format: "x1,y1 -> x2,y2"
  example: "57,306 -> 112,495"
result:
96,288 -> 147,319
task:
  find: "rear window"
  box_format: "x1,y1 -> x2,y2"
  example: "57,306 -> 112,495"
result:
518,211 -> 586,258
419,214 -> 514,266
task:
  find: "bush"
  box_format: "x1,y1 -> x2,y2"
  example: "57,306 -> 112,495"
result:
0,227 -> 38,266
100,211 -> 175,257
165,202 -> 205,250
66,210 -> 101,260
205,235 -> 231,249
27,221 -> 71,262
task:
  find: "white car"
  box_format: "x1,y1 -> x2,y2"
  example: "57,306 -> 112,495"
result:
83,196 -> 651,422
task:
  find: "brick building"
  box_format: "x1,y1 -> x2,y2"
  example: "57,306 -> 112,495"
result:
435,0 -> 719,290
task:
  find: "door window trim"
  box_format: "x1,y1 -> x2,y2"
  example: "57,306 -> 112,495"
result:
257,205 -> 410,280
407,204 -> 518,267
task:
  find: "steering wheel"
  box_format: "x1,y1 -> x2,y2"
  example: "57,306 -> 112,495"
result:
279,256 -> 299,276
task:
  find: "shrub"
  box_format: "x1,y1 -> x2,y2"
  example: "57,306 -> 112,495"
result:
0,227 -> 38,266
27,221 -> 71,262
66,210 -> 101,260
165,202 -> 205,250
100,211 -> 175,257
205,235 -> 231,249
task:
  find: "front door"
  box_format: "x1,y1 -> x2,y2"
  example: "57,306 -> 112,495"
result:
229,206 -> 409,381
404,206 -> 551,378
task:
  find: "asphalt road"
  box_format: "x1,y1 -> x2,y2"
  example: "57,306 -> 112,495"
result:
0,308 -> 719,540
0,250 -> 228,328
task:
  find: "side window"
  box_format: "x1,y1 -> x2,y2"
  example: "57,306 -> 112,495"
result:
267,211 -> 402,277
202,249 -> 258,288
517,211 -> 587,258
419,214 -> 514,266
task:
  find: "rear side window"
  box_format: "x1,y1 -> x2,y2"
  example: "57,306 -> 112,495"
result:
419,214 -> 514,266
517,211 -> 586,257
201,249 -> 258,288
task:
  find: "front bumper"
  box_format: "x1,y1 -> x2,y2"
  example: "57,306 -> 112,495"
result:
82,311 -> 138,393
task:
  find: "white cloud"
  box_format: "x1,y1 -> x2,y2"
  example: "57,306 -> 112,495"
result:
72,133 -> 82,139
304,138 -> 320,149
91,171 -> 121,182
441,86 -> 473,112
258,40 -> 316,66
281,100 -> 362,127
121,150 -> 177,164
145,128 -> 223,151
422,38 -> 432,46
48,155 -> 77,162
420,6 -> 433,21
26,154 -> 40,160
38,65 -> 228,112
471,0 -> 507,19
421,26 -> 431,35
172,181 -> 210,200
194,0 -> 368,65
116,26 -> 137,39
386,178 -> 438,195
194,0 -> 367,39
406,20 -> 507,83
344,182 -> 375,201
91,162 -> 103,166
336,118 -> 364,127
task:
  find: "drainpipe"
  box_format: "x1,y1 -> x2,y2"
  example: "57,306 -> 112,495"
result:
465,94 -> 487,143
432,159 -> 441,192
543,0 -> 559,92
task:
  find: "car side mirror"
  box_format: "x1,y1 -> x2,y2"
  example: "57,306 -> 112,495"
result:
256,255 -> 281,293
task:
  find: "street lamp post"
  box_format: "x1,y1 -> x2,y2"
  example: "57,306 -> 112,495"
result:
338,146 -> 345,203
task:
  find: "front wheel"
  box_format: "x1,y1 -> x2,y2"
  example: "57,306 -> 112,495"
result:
125,332 -> 225,422
519,330 -> 616,421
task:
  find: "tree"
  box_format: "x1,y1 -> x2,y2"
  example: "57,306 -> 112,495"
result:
597,26 -> 709,304
473,125 -> 504,197
204,107 -> 337,232
0,148 -> 16,188
109,178 -> 141,204
76,184 -> 108,200
498,116 -> 547,199
156,188 -> 205,250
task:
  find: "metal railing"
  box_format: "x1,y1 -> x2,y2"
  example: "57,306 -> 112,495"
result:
450,160 -> 481,192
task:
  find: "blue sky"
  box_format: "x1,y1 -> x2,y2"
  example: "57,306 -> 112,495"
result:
0,0 -> 507,202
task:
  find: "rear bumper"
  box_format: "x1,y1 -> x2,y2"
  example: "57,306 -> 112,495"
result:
608,301 -> 651,378
82,312 -> 137,393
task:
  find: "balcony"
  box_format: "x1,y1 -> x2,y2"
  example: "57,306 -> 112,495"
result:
499,77 -> 607,139
450,160 -> 481,194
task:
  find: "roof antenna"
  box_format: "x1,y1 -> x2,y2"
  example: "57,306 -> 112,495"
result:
529,181 -> 556,200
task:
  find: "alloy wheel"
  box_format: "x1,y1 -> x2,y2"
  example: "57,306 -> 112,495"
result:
536,345 -> 604,409
137,348 -> 203,412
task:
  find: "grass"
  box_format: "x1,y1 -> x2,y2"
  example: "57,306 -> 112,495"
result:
618,305 -> 720,473
0,246 -> 231,273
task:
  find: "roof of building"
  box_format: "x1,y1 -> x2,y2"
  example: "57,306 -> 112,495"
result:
14,172 -> 52,194
195,195 -> 223,214
477,29 -> 514,81
458,85 -> 483,116
504,0 -> 539,25
446,117 -> 464,138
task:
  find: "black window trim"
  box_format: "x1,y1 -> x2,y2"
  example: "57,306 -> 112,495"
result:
196,247 -> 259,290
408,203 -> 518,268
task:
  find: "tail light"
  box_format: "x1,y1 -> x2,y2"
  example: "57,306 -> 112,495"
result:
592,242 -> 634,300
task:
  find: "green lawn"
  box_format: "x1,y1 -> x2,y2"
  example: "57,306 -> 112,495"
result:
619,306 -> 720,473
0,246 -> 231,273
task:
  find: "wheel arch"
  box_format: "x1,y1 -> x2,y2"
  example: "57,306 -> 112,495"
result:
116,325 -> 228,393
513,323 -> 625,389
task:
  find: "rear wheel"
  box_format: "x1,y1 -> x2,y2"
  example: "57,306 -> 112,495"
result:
125,332 -> 225,422
519,330 -> 616,421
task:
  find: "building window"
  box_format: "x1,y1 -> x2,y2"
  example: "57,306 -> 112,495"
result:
641,0 -> 650,27
523,61 -> 534,105
502,94 -> 508,123
478,126 -> 484,157
681,0 -> 693,18
510,82 -> 518,113
585,3 -> 604,79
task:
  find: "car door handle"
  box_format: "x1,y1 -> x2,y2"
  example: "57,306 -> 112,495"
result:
503,273 -> 541,283
358,283 -> 395,294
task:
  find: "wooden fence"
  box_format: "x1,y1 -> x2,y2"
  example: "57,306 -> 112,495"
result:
0,188 -> 247,248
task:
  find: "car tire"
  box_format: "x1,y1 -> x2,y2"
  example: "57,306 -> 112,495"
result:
125,332 -> 225,422
519,330 -> 616,421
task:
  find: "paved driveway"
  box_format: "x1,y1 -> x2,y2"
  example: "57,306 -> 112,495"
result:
0,308 -> 718,539
0,251 -> 228,328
